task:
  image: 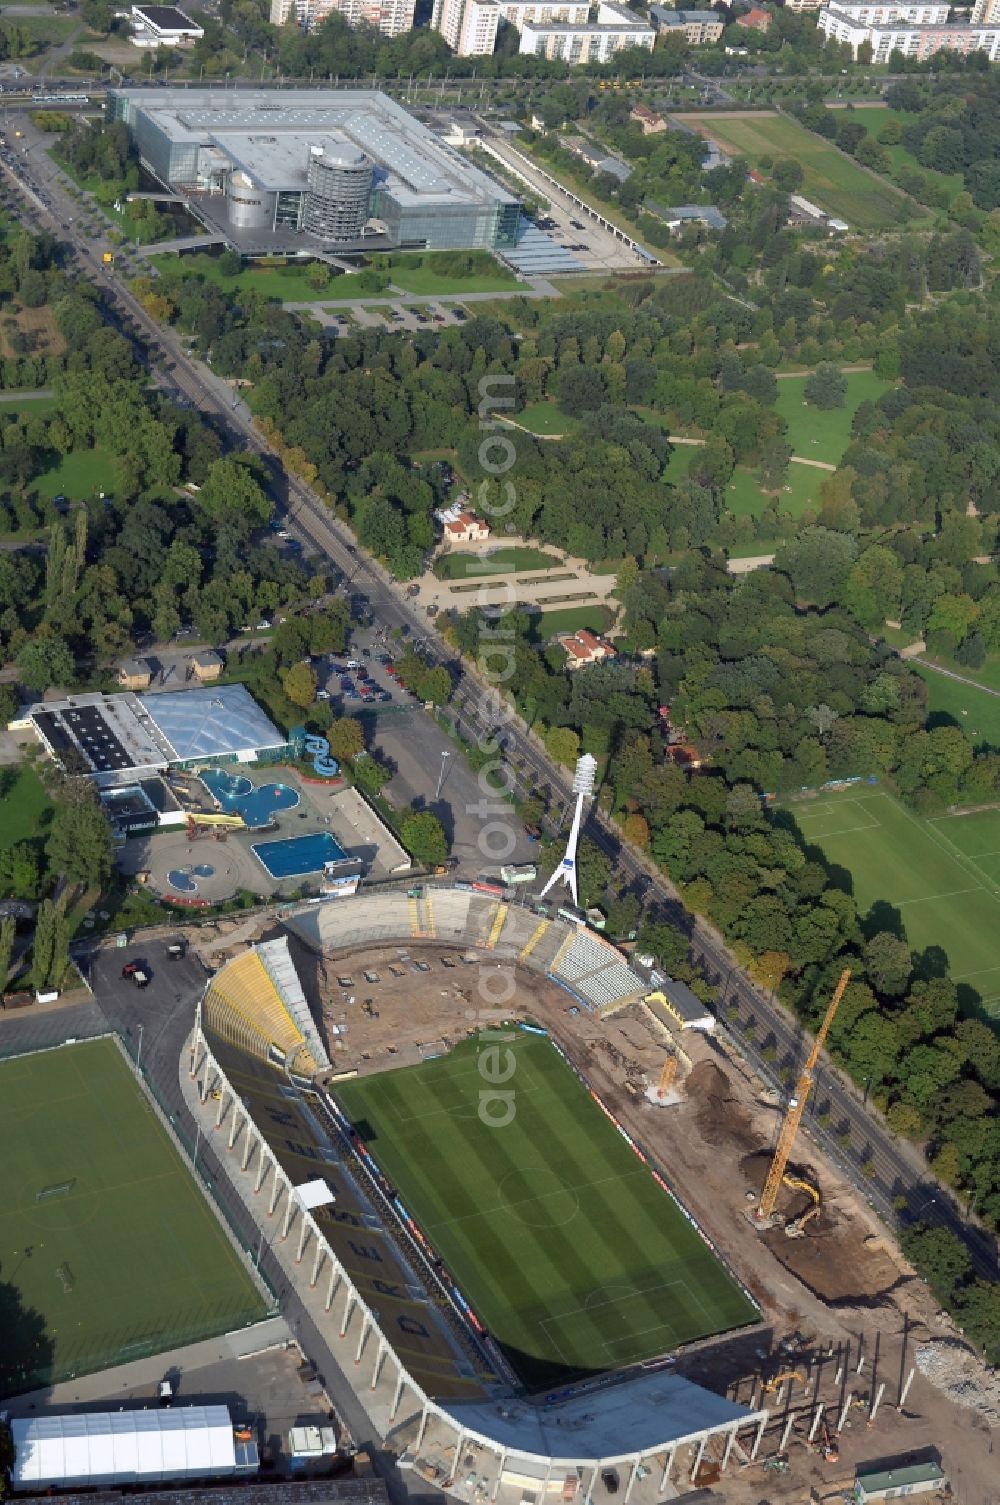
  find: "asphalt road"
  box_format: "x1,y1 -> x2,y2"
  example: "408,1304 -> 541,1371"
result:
5,134 -> 996,1284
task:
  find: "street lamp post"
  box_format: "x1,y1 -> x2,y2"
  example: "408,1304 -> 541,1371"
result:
435,750 -> 450,800
136,1022 -> 144,1072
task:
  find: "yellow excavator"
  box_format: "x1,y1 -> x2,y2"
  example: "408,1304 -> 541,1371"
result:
783,1173 -> 821,1238
762,1369 -> 805,1394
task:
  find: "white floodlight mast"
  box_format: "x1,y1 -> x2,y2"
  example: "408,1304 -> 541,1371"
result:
538,753 -> 598,908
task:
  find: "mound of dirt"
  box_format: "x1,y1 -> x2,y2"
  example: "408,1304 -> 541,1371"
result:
690,1060 -> 757,1152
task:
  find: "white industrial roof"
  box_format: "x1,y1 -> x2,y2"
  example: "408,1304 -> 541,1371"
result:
140,684 -> 285,762
12,1407 -> 237,1489
114,88 -> 516,211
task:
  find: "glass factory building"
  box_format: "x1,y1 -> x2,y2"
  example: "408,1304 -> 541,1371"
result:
106,87 -> 521,252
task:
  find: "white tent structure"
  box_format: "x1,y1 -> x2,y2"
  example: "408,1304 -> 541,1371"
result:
12,1406 -> 256,1491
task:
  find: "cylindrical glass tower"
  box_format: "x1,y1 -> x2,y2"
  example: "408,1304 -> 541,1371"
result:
302,144 -> 373,241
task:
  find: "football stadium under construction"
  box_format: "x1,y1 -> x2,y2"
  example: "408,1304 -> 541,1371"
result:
187,889 -> 775,1501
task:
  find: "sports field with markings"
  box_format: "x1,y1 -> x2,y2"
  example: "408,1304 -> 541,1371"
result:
0,1038 -> 268,1397
791,788 -> 1000,1014
335,1032 -> 758,1391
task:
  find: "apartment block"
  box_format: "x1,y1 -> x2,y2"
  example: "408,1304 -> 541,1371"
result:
817,2 -> 1000,58
270,0 -> 415,36
518,1 -> 655,60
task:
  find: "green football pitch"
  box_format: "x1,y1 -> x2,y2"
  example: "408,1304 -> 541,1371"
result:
790,788 -> 1000,1014
0,1038 -> 269,1397
336,1033 -> 758,1390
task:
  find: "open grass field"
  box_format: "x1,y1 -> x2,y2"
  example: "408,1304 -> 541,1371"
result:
0,1037 -> 268,1397
336,1032 -> 758,1389
0,763 -> 53,850
150,253 -> 340,304
724,462 -> 823,520
863,110 -> 966,208
33,445 -> 116,500
775,370 -> 891,465
0,393 -> 57,418
532,603 -> 614,639
684,113 -> 903,229
789,787 -> 1000,1014
435,545 -> 562,579
914,666 -> 1000,752
513,402 -> 581,437
917,652 -> 1000,697
383,252 -> 524,295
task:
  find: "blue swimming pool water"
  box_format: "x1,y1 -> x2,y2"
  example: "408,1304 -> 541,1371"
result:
168,869 -> 197,893
192,864 -> 215,878
252,832 -> 347,880
202,770 -> 252,800
200,768 -> 300,829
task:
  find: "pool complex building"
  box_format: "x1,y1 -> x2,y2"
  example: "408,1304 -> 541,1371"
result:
19,685 -> 291,793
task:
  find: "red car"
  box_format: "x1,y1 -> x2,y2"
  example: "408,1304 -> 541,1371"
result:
385,665 -> 397,678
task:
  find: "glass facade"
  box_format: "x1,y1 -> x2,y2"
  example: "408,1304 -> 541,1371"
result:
373,191 -> 519,251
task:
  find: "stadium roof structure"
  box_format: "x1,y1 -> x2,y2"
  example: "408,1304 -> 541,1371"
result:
11,1406 -> 253,1491
444,1372 -> 751,1461
140,684 -> 285,763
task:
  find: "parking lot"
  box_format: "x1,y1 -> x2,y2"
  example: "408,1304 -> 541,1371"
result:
370,706 -> 538,877
317,301 -> 470,335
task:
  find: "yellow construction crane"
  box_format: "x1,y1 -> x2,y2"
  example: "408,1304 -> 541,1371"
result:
756,968 -> 851,1224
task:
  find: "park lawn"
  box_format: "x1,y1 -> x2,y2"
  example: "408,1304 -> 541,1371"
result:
33,446 -> 117,500
776,369 -> 891,465
0,1037 -> 268,1397
150,252 -> 341,304
684,113 -> 904,229
385,253 -> 525,295
662,443 -> 699,486
869,111 -> 967,208
913,665 -> 1000,752
435,545 -> 562,579
0,764 -> 54,850
0,393 -> 57,417
917,651 -> 1000,697
789,787 -> 1000,1014
723,462 -> 823,520
335,1033 -> 757,1390
532,603 -> 614,639
515,402 -> 581,437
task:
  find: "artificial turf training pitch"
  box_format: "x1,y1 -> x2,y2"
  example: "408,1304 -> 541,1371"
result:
0,1037 -> 268,1397
336,1031 -> 758,1390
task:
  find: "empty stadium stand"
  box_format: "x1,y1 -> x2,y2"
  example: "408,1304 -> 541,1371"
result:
204,946 -> 322,1079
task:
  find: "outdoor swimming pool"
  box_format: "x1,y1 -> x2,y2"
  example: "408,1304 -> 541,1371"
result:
200,768 -> 300,829
252,833 -> 348,880
168,870 -> 197,893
